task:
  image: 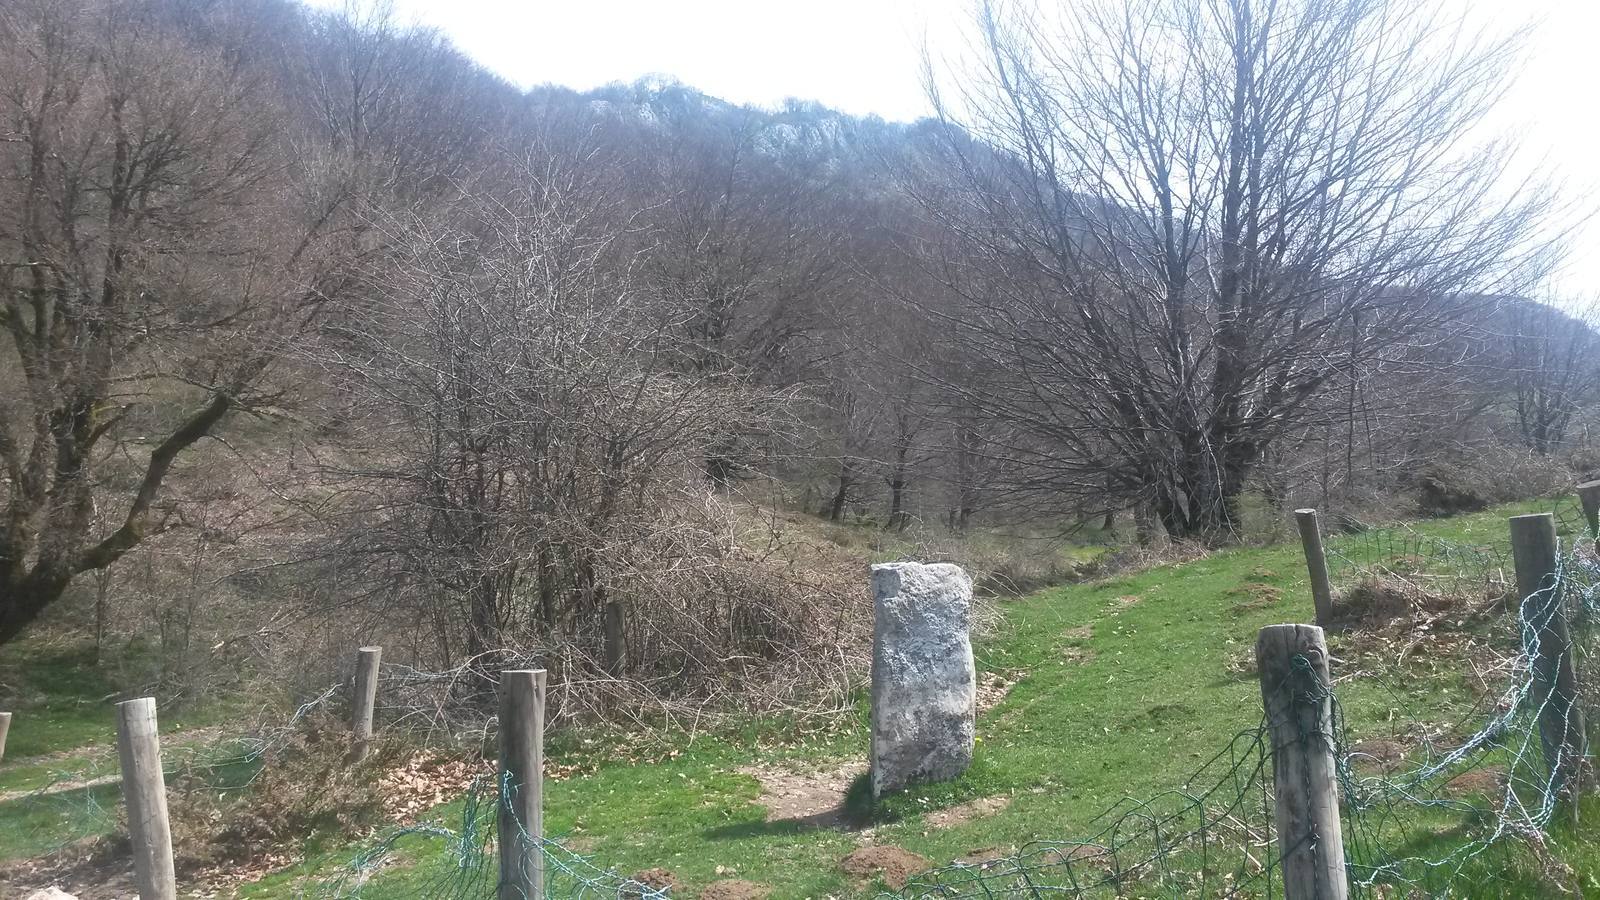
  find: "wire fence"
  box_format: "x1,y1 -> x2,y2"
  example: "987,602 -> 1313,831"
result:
1323,525 -> 1510,607
887,724 -> 1281,897
890,511 -> 1595,898
0,684 -> 341,861
307,773 -> 669,899
6,508 -> 1599,898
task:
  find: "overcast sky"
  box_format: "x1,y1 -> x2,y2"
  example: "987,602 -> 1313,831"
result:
305,0 -> 1599,297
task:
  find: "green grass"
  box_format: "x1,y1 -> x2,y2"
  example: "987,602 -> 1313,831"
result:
238,499 -> 1599,897
0,641 -> 120,762
0,781 -> 122,862
7,498 -> 1599,896
0,635 -> 264,863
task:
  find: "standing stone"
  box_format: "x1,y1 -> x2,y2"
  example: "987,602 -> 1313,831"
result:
870,561 -> 976,797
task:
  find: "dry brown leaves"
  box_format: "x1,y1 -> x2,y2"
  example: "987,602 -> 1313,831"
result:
976,671 -> 1023,713
376,751 -> 491,823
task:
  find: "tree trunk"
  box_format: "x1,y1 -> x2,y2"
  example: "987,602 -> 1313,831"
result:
828,461 -> 854,522
536,542 -> 558,630
0,570 -> 73,647
1148,433 -> 1256,543
886,471 -> 909,532
1134,502 -> 1158,547
466,574 -> 501,704
951,419 -> 979,534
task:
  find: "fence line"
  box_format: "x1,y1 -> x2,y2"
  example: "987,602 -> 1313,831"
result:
12,501 -> 1600,898
895,506 -> 1597,898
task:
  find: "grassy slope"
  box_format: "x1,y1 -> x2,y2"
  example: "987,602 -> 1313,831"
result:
243,499 -> 1600,898
8,500 -> 1599,896
0,640 -> 252,861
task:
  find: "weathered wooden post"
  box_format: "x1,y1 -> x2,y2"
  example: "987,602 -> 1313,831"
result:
116,697 -> 177,900
1257,624 -> 1348,900
1295,509 -> 1335,626
1508,513 -> 1586,795
0,711 -> 11,765
1579,481 -> 1600,544
351,645 -> 382,760
498,669 -> 546,900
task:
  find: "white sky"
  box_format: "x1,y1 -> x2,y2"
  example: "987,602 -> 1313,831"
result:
306,0 -> 1600,296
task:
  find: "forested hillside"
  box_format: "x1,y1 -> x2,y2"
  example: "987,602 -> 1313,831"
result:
0,0 -> 1592,715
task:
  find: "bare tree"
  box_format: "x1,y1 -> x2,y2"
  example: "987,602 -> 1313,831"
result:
307,129 -> 784,693
908,0 -> 1560,540
1505,299 -> 1600,456
0,0 -> 356,644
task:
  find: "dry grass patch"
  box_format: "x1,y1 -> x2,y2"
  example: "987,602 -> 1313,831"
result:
977,671 -> 1023,713
925,795 -> 1011,829
735,760 -> 865,829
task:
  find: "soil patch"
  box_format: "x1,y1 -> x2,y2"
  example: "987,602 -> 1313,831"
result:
1444,766 -> 1506,798
1226,583 -> 1284,616
0,773 -> 119,806
699,879 -> 771,899
925,795 -> 1011,829
954,846 -> 1011,867
627,868 -> 676,894
841,845 -> 932,889
737,760 -> 865,830
1063,646 -> 1097,665
1040,843 -> 1114,871
1347,739 -> 1408,773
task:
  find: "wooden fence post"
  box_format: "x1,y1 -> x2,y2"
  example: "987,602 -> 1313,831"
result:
1295,509 -> 1335,626
498,669 -> 546,900
117,697 -> 177,900
1257,624 -> 1348,900
1579,481 -> 1600,544
0,711 -> 11,765
1508,513 -> 1586,794
351,645 -> 382,760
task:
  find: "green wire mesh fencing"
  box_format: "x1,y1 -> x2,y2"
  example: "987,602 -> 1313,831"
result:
893,517 -> 1596,899
0,682 -> 342,870
1323,525 -> 1510,607
9,510 -> 1600,899
306,772 -> 669,899
887,723 -> 1282,897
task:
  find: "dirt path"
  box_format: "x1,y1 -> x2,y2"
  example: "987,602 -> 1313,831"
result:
0,772 -> 120,805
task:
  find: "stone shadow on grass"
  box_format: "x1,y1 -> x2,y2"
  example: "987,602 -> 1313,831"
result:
702,772 -> 883,840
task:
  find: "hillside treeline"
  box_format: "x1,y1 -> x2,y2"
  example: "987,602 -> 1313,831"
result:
0,0 -> 1589,709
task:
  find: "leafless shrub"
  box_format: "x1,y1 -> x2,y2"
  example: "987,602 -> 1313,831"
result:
281,131 -> 866,719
